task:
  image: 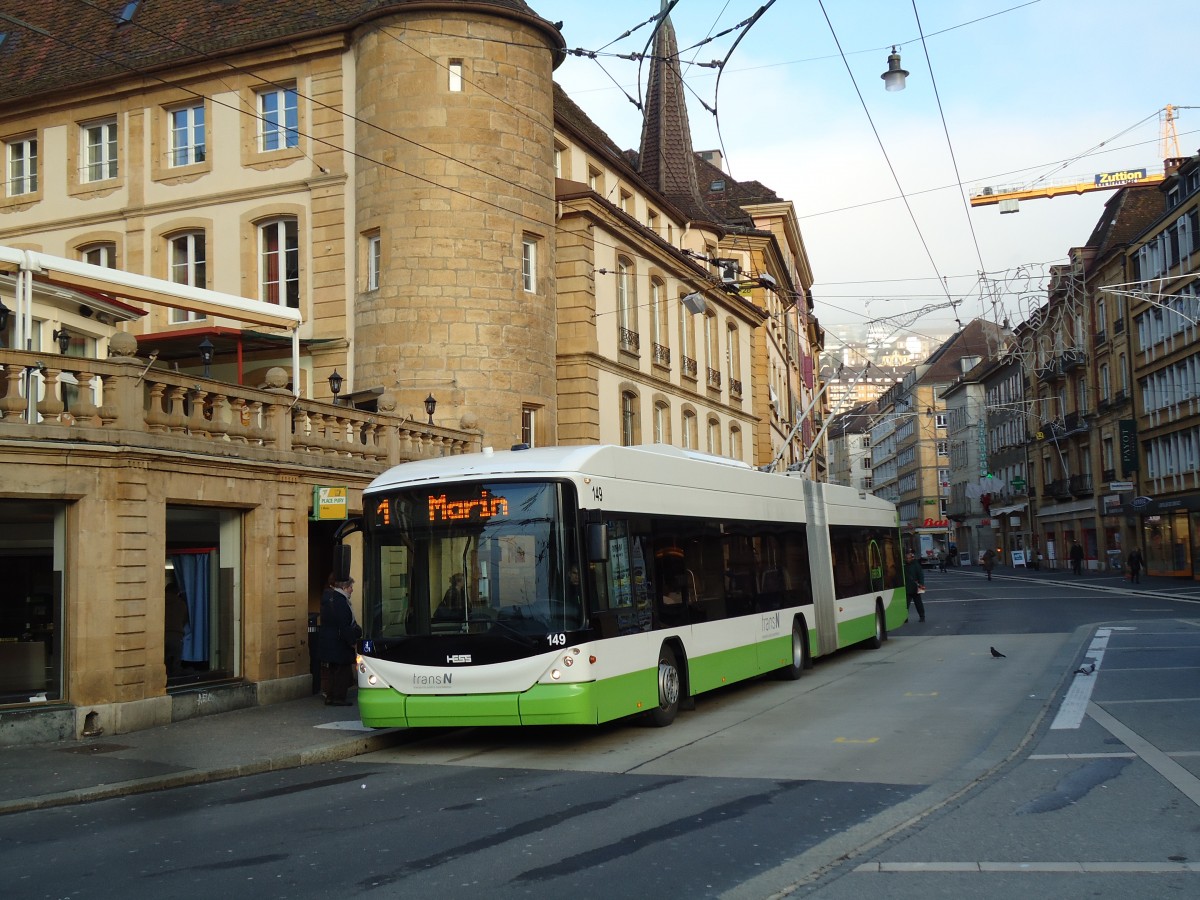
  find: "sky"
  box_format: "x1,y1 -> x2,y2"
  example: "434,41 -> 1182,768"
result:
534,0 -> 1197,348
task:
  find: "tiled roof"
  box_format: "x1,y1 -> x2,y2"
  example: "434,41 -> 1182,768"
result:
696,153 -> 781,227
553,81 -> 630,165
0,0 -> 558,105
920,319 -> 1000,385
1084,183 -> 1162,265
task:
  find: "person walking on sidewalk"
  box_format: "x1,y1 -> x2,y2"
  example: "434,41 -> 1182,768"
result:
1126,548 -> 1144,584
1070,541 -> 1085,576
981,546 -> 996,581
318,576 -> 361,706
904,550 -> 926,622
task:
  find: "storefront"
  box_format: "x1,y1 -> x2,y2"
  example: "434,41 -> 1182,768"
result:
1035,498 -> 1095,571
1105,493 -> 1200,579
991,502 -> 1032,568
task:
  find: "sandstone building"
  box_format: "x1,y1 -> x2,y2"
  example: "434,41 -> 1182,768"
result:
0,1 -> 817,742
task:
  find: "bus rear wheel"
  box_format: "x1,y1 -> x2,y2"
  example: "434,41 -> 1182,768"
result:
649,645 -> 681,727
866,604 -> 886,649
777,622 -> 807,680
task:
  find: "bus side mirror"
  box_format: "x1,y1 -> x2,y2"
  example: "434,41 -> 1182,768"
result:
333,543 -> 352,582
587,523 -> 608,562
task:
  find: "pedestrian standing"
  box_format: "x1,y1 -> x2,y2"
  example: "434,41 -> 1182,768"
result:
318,576 -> 361,706
1126,548 -> 1143,584
1070,541 -> 1085,576
982,546 -> 996,581
937,549 -> 947,573
904,550 -> 926,622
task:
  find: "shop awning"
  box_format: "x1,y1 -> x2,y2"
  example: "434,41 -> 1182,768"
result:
991,502 -> 1029,516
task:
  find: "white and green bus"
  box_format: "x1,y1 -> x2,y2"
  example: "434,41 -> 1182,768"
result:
346,444 -> 906,728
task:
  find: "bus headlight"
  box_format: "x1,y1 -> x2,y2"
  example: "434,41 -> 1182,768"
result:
367,674 -> 378,685
550,669 -> 562,680
562,655 -> 574,667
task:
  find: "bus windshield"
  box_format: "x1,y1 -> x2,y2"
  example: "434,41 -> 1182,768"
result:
363,480 -> 583,639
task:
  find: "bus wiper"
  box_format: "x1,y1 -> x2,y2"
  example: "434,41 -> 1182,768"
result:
486,611 -> 541,647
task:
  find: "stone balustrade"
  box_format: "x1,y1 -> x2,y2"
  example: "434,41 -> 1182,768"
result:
0,348 -> 477,473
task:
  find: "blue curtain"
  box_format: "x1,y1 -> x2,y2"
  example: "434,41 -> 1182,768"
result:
171,552 -> 210,662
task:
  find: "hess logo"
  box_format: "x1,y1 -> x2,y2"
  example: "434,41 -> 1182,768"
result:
446,654 -> 472,664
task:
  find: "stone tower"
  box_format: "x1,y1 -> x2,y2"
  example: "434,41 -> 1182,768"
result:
353,1 -> 564,446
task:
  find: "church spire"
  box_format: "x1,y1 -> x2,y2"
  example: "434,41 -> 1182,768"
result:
638,3 -> 717,223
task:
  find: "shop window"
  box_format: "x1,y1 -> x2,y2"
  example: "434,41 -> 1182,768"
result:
0,500 -> 65,704
165,505 -> 243,685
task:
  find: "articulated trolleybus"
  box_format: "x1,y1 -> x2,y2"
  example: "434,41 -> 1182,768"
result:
347,444 -> 905,728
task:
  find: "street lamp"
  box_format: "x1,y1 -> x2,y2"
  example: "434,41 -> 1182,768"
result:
53,327 -> 71,354
328,369 -> 343,405
424,393 -> 437,425
198,337 -> 214,378
881,46 -> 909,92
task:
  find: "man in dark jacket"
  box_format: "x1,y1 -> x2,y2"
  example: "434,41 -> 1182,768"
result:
318,577 -> 361,706
904,550 -> 926,622
1070,541 -> 1085,576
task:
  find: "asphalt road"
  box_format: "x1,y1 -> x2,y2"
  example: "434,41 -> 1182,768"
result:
2,570 -> 1197,899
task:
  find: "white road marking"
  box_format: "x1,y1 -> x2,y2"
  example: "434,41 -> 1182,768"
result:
1050,627 -> 1112,730
1087,702 -> 1200,808
855,861 -> 1200,873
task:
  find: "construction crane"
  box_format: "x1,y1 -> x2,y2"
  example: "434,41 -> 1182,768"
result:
969,105 -> 1181,213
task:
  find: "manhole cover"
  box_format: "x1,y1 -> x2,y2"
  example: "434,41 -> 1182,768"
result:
56,743 -> 131,755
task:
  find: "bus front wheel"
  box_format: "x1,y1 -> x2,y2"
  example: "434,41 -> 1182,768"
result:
649,645 -> 681,727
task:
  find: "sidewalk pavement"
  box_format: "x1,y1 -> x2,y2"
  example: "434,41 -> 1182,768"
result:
0,692 -> 408,816
3,565 -> 1197,819
940,559 -> 1200,596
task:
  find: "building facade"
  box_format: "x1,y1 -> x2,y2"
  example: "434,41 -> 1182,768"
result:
0,1 -> 819,741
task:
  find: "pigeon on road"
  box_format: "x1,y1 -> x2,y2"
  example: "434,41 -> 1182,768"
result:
990,646 -> 1006,658
1074,662 -> 1096,675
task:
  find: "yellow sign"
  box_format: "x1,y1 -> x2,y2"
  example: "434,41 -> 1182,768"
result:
312,486 -> 348,521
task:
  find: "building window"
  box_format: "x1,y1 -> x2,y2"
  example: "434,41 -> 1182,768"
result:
258,87 -> 298,152
6,136 -> 37,196
521,405 -> 540,448
366,233 -> 381,291
80,242 -> 117,269
81,119 -> 118,182
654,401 -> 669,444
617,257 -> 635,335
705,312 -> 719,370
621,391 -> 639,446
682,410 -> 697,449
679,296 -> 694,361
259,217 -> 299,307
168,232 -> 207,323
448,59 -> 464,92
706,418 -> 720,455
521,236 -> 537,293
729,425 -> 742,459
168,104 -> 206,167
726,321 -> 740,377
587,165 -> 602,194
